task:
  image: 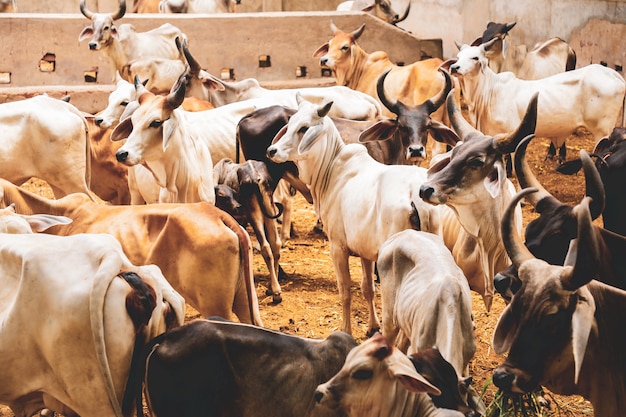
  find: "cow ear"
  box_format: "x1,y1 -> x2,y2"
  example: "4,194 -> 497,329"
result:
358,120 -> 397,143
492,303 -> 517,354
298,124 -> 326,154
483,162 -> 505,198
427,153 -> 451,176
24,214 -> 73,232
361,4 -> 375,12
78,26 -> 94,42
110,25 -> 119,39
429,120 -> 460,146
387,354 -> 441,396
592,137 -> 611,155
111,117 -> 133,142
439,59 -> 457,72
313,43 -> 329,58
162,118 -> 178,150
272,125 -> 288,145
199,71 -> 226,92
571,286 -> 595,385
470,36 -> 482,46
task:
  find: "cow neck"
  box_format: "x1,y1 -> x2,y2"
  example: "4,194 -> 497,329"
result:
339,46 -> 369,89
458,67 -> 497,133
106,36 -> 128,75
302,120 -> 344,217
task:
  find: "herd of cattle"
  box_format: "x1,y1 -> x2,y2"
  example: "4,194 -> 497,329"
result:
1,1 -> 626,416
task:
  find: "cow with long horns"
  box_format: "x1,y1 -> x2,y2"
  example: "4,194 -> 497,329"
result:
492,186 -> 626,416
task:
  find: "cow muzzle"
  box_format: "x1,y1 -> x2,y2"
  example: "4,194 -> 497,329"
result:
419,183 -> 446,205
116,150 -> 129,163
88,42 -> 99,51
493,366 -> 530,394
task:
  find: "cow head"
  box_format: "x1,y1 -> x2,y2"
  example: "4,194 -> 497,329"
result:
214,184 -> 243,217
313,22 -> 365,85
449,39 -> 496,78
419,90 -> 537,210
111,69 -> 187,166
78,0 -> 126,51
358,67 -> 458,165
95,72 -> 137,128
493,136 -> 605,301
314,333 -> 440,415
410,348 -> 479,416
359,0 -> 411,25
266,93 -> 334,165
237,160 -> 283,219
492,187 -> 599,394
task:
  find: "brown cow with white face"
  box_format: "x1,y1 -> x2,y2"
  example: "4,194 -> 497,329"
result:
492,187 -> 626,417
335,0 -> 410,25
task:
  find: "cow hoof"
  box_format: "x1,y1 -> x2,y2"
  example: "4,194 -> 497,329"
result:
365,327 -> 381,338
266,290 -> 283,304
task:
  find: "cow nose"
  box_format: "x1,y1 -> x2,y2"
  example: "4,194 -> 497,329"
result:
116,150 -> 129,162
494,273 -> 512,297
493,369 -> 515,391
419,184 -> 434,200
89,42 -> 98,50
313,389 -> 324,404
408,145 -> 425,157
450,65 -> 459,74
267,147 -> 277,159
94,117 -> 104,127
320,57 -> 328,66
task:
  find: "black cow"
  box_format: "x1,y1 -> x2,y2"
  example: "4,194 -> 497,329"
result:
558,126 -> 626,236
493,134 -> 626,300
141,319 -> 356,417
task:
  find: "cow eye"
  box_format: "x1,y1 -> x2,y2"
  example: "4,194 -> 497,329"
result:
352,369 -> 373,380
341,45 -> 349,52
150,120 -> 164,128
103,25 -> 110,31
472,57 -> 479,61
298,126 -> 309,135
467,157 -> 485,168
120,101 -> 129,107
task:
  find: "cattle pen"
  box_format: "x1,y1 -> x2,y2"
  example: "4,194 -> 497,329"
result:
1,1 -> 623,416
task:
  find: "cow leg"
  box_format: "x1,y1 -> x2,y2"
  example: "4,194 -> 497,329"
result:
330,243 -> 353,335
557,142 -> 567,165
360,259 -> 380,337
545,141 -> 557,161
247,202 -> 282,304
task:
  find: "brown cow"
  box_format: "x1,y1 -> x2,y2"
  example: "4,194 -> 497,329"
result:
213,158 -> 284,304
0,179 -> 262,326
492,187 -> 626,417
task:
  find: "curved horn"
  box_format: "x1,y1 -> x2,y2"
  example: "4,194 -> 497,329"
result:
179,38 -> 201,76
351,23 -> 366,40
376,69 -> 399,114
502,188 -> 537,268
167,69 -> 187,110
111,0 -> 126,20
494,92 -> 538,153
446,88 -> 481,140
560,196 -> 600,291
426,68 -> 452,113
393,1 -> 410,24
330,20 -> 340,35
580,150 -> 605,220
514,134 -> 553,207
79,0 -> 94,19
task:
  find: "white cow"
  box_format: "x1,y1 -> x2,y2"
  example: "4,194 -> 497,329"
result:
180,43 -> 382,120
0,95 -> 94,200
159,0 -> 241,13
314,333 -> 466,417
266,95 -> 440,335
450,41 -> 626,159
377,230 -> 474,376
111,74 -> 216,204
335,0 -> 410,25
419,91 -> 532,311
78,0 -> 187,78
0,211 -> 185,417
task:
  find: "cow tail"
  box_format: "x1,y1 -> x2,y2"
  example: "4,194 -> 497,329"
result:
90,252 -> 126,417
119,271 -> 158,417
